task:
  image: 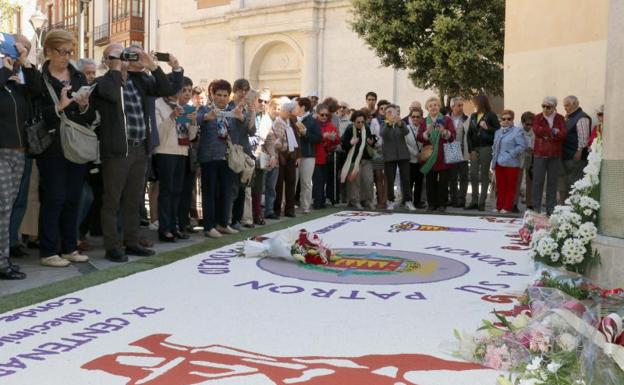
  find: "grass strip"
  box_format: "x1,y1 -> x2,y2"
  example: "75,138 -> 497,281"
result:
0,208 -> 342,314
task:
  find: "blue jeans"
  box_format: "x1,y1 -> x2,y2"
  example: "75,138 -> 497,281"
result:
9,156 -> 31,247
156,154 -> 186,234
264,167 -> 279,216
37,157 -> 87,258
200,160 -> 233,231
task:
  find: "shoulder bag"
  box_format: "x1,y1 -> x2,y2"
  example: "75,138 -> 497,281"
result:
443,141 -> 464,164
43,75 -> 98,164
25,99 -> 52,155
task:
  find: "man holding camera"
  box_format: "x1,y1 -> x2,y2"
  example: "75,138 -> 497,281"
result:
95,43 -> 179,262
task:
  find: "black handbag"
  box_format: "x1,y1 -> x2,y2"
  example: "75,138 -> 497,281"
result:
25,98 -> 52,155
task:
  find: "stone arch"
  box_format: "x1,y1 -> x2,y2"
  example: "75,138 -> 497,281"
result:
247,35 -> 303,97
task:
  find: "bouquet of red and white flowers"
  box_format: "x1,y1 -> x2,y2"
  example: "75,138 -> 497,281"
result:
242,229 -> 336,265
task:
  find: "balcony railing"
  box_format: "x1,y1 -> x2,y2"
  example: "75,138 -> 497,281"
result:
110,15 -> 144,37
94,23 -> 110,46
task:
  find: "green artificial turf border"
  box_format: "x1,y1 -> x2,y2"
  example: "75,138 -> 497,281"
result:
0,208 -> 342,314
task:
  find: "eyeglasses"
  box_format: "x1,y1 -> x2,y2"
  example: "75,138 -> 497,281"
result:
319,113 -> 329,117
54,48 -> 74,57
541,104 -> 554,109
411,115 -> 422,119
501,117 -> 513,121
597,112 -> 604,116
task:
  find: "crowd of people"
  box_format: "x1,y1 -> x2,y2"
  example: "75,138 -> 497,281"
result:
0,29 -> 604,280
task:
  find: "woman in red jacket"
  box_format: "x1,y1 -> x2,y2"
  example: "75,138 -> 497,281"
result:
532,96 -> 567,215
417,97 -> 456,212
312,104 -> 340,209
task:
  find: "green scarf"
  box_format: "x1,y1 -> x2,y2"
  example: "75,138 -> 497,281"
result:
421,114 -> 443,175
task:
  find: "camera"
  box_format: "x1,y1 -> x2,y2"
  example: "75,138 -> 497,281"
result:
119,49 -> 139,62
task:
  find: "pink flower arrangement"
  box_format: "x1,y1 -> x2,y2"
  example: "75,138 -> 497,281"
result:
528,324 -> 552,352
484,344 -> 512,370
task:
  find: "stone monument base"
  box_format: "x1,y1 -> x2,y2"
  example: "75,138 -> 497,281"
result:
589,235 -> 624,288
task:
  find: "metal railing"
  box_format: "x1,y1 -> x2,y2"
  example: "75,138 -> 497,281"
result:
94,23 -> 110,44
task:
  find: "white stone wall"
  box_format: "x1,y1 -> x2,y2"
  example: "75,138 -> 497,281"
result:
156,0 -> 435,113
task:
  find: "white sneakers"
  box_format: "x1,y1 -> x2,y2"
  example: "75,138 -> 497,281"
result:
148,220 -> 159,231
62,251 -> 90,262
386,201 -> 397,210
216,225 -> 239,234
40,251 -> 89,267
404,201 -> 417,211
205,228 -> 222,238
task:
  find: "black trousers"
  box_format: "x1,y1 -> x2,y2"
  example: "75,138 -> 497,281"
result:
178,156 -> 196,230
409,162 -> 424,205
155,154 -> 186,234
426,169 -> 449,209
312,164 -> 327,209
275,157 -> 297,216
384,160 -> 411,203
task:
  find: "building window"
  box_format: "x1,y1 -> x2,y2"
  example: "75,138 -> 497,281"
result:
63,0 -> 77,29
131,0 -> 143,17
197,0 -> 230,10
112,0 -> 128,21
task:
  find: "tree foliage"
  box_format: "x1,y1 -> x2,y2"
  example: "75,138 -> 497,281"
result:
351,0 -> 505,102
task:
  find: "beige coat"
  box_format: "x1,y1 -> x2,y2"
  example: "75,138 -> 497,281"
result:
154,98 -> 199,156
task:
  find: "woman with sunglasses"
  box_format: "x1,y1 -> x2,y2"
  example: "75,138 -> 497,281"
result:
405,107 -> 426,209
532,96 -> 567,215
490,110 -> 527,213
37,29 -> 95,268
340,110 -> 376,209
312,104 -> 340,209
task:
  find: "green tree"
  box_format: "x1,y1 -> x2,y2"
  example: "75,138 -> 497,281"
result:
351,0 -> 504,104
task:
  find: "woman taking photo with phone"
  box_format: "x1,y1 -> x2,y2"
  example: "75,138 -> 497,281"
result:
154,75 -> 198,242
38,29 -> 95,268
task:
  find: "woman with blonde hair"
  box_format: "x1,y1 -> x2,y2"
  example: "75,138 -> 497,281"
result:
38,29 -> 95,267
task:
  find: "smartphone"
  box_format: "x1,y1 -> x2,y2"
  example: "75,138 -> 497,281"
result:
0,33 -> 18,59
73,84 -> 97,99
154,52 -> 170,62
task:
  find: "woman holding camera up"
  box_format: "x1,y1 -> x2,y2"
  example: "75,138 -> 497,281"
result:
0,38 -> 41,280
38,29 -> 95,268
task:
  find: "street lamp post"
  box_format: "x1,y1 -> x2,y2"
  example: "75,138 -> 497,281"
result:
78,0 -> 92,59
29,9 -> 48,66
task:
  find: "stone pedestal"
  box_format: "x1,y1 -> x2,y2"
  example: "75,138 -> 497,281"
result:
592,0 -> 624,287
589,236 -> 624,288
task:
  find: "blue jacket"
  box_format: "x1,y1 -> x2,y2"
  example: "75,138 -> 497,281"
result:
491,126 -> 527,168
299,114 -> 321,158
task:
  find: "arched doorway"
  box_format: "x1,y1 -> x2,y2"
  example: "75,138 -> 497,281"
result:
249,40 -> 302,97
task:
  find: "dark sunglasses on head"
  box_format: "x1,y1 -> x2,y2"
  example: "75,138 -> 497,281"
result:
501,117 -> 513,121
542,104 -> 554,109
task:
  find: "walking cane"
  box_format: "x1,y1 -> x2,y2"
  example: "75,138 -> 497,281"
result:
333,152 -> 337,205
